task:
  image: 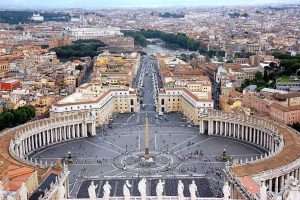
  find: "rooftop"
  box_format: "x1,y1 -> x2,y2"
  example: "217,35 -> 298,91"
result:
232,123 -> 300,177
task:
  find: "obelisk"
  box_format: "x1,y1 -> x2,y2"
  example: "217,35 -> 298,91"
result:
144,114 -> 150,159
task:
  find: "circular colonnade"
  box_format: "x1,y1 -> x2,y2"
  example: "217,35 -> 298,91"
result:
5,110 -> 300,199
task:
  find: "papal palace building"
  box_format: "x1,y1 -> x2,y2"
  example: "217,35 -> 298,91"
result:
50,83 -> 140,126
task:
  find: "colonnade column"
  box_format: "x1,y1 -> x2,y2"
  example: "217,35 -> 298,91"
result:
199,119 -> 203,134
19,143 -> 24,158
208,120 -> 213,135
76,124 -> 80,138
275,177 -> 279,193
72,125 -> 75,138
82,123 -> 87,137
280,176 -> 284,192
34,134 -> 38,149
220,121 -> 224,136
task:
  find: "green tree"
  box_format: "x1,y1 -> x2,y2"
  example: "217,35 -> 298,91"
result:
1,112 -> 15,127
255,71 -> 263,80
14,109 -> 28,124
0,105 -> 35,131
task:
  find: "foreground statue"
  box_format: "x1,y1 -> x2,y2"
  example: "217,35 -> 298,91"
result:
7,195 -> 15,200
88,181 -> 98,200
19,182 -> 28,200
156,179 -> 165,200
56,182 -> 66,200
0,181 -> 4,200
103,181 -> 112,200
283,177 -> 300,200
189,180 -> 197,200
177,180 -> 184,200
138,178 -> 147,200
123,180 -> 132,200
223,181 -> 230,200
260,182 -> 267,200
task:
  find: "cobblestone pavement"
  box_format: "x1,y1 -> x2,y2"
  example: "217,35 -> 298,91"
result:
31,112 -> 264,198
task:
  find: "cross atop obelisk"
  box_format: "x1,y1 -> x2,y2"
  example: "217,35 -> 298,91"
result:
144,113 -> 150,159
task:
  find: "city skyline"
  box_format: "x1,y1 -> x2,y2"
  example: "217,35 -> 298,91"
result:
0,0 -> 299,9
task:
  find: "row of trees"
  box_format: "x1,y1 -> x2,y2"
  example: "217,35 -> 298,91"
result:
240,52 -> 300,92
51,39 -> 106,60
272,52 -> 300,76
158,12 -> 185,18
291,123 -> 300,132
0,11 -> 71,24
122,31 -> 148,47
0,106 -> 35,131
123,29 -> 203,50
140,29 -> 206,51
123,29 -> 226,58
240,71 -> 275,92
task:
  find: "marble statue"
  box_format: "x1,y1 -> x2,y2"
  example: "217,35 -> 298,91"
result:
177,180 -> 184,200
0,181 -> 4,200
138,178 -> 147,200
123,180 -> 132,200
283,178 -> 300,200
103,181 -> 112,200
189,180 -> 197,200
19,183 -> 28,200
88,181 -> 98,200
260,182 -> 267,200
56,182 -> 66,200
223,181 -> 230,200
156,179 -> 164,200
7,194 -> 15,200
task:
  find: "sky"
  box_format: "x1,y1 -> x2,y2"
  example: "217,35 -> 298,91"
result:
0,0 -> 299,9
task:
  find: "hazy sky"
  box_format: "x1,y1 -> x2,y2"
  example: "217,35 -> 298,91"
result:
0,0 -> 299,9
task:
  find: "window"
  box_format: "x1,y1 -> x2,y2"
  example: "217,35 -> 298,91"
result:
130,99 -> 134,105
161,99 -> 165,105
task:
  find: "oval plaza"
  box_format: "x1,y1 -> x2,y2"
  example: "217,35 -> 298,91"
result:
1,55 -> 300,200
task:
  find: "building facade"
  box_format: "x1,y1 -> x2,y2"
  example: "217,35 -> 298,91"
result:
50,83 -> 140,126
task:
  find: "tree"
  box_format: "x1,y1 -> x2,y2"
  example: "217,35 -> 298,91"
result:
14,109 -> 28,124
1,112 -> 15,128
0,105 -> 35,131
291,123 -> 300,132
255,71 -> 263,80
